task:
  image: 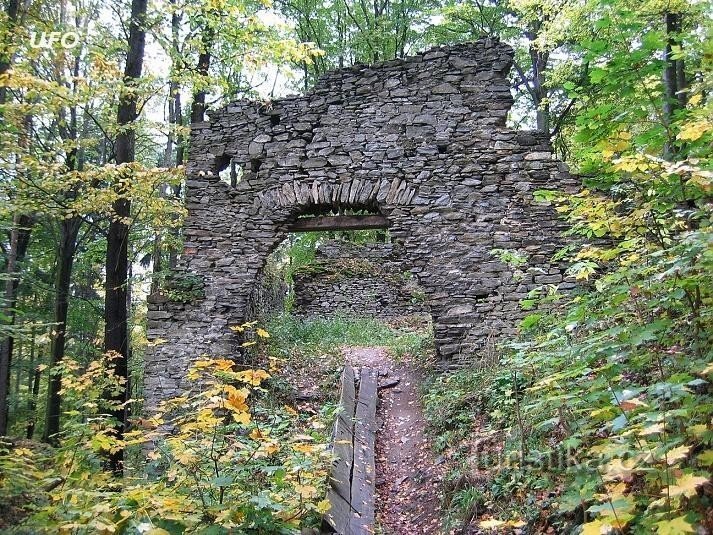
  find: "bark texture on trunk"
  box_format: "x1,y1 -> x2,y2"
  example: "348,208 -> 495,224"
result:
663,12 -> 686,159
43,216 -> 82,441
104,0 -> 147,474
190,24 -> 214,124
0,214 -> 33,435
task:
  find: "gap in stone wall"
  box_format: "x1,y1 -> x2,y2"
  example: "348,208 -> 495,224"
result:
216,156 -> 244,188
250,230 -> 431,326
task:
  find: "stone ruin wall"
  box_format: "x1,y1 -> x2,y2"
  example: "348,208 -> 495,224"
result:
144,38 -> 579,411
292,240 -> 428,319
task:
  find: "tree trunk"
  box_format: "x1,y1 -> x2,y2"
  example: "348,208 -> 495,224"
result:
0,0 -> 20,105
43,216 -> 82,442
190,24 -> 214,123
167,2 -> 184,270
530,45 -> 549,133
0,213 -> 33,435
104,0 -> 147,475
663,12 -> 686,158
0,0 -> 33,431
26,362 -> 41,439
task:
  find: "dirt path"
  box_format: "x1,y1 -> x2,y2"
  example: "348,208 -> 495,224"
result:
342,347 -> 444,534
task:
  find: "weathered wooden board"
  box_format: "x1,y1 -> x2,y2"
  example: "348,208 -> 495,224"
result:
330,366 -> 356,501
288,215 -> 389,232
323,365 -> 378,535
324,366 -> 357,533
349,368 -> 378,534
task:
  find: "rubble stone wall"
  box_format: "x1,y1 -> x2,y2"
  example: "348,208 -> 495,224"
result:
144,38 -> 578,410
292,240 -> 428,318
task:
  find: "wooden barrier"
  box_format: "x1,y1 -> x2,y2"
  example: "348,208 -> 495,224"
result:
323,365 -> 378,534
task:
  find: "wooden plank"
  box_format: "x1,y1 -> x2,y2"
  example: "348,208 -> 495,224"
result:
348,367 -> 378,534
288,215 -> 389,232
325,366 -> 357,534
330,366 -> 356,503
324,486 -> 352,534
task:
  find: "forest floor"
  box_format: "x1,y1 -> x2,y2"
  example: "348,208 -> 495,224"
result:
342,346 -> 445,534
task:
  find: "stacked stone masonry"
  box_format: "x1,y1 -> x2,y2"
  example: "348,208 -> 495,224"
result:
292,240 -> 428,318
144,38 -> 579,410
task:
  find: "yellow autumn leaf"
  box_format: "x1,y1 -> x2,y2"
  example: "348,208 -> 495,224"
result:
666,473 -> 709,497
603,458 -> 638,482
582,519 -> 614,534
697,450 -> 713,466
665,445 -> 691,465
655,515 -> 696,534
620,397 -> 648,411
226,396 -> 249,414
284,405 -> 298,416
294,443 -> 317,453
235,369 -> 270,386
249,428 -> 266,440
175,451 -> 198,466
295,484 -> 318,498
315,499 -> 331,514
232,411 -> 251,425
688,424 -> 708,438
639,423 -> 665,436
479,519 -> 507,529
186,369 -> 200,380
678,120 -> 712,141
212,359 -> 235,371
262,441 -> 280,455
256,328 -> 270,338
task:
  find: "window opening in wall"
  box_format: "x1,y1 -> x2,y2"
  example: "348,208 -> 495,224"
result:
218,159 -> 243,187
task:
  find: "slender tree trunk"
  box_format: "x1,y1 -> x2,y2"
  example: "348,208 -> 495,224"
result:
530,46 -> 549,133
0,0 -> 20,105
230,161 -> 238,188
13,335 -> 22,399
190,24 -> 214,123
0,213 -> 33,435
43,216 -> 82,442
663,12 -> 686,158
26,361 -> 41,439
167,3 -> 184,270
0,2 -> 34,429
105,0 -> 147,475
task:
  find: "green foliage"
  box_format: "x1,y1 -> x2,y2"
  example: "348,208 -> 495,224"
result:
0,327 -> 334,534
157,272 -> 206,303
425,141 -> 713,535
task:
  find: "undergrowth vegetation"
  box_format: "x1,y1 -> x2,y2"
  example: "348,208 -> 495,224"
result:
267,314 -> 433,363
0,325 -> 334,534
424,162 -> 713,533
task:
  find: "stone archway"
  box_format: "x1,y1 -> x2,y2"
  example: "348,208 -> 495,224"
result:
144,38 -> 578,410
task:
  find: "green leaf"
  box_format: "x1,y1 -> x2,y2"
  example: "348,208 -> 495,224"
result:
655,515 -> 696,534
520,314 -> 543,330
210,476 -> 234,487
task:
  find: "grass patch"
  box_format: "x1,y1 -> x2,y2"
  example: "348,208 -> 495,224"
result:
266,313 -> 433,361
